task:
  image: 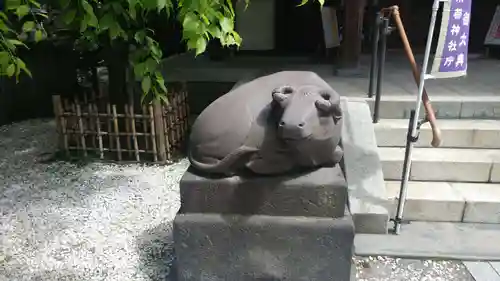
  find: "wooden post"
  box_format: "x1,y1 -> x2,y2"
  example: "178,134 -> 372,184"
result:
182,90 -> 189,133
124,105 -> 133,157
112,105 -> 122,161
107,104 -> 114,150
93,104 -> 104,159
76,104 -> 88,157
72,103 -> 80,150
153,100 -> 167,162
129,104 -> 140,161
142,106 -> 150,152
149,105 -> 158,162
173,94 -> 182,145
161,103 -> 172,161
339,0 -> 366,73
88,103 -> 96,149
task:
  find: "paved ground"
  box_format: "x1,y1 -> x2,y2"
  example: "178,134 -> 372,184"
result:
463,261 -> 500,281
355,222 -> 500,261
163,51 -> 500,97
355,257 -> 475,281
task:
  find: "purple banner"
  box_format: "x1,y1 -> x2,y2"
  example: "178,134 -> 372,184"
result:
430,0 -> 472,78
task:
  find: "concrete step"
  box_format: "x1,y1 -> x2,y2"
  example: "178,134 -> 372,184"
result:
355,221 -> 500,261
375,119 -> 500,148
361,95 -> 500,120
379,147 -> 500,182
385,181 -> 500,223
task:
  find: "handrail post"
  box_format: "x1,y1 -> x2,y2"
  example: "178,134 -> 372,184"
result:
373,17 -> 389,124
368,12 -> 382,98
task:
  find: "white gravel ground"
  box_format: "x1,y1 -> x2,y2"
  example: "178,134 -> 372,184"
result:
0,119 -> 189,281
0,119 -> 475,281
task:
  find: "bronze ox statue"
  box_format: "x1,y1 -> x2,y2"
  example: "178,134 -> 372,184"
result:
187,71 -> 344,176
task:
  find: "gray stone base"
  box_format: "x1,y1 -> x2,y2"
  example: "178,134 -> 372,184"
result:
174,213 -> 355,281
179,165 -> 347,218
341,98 -> 390,234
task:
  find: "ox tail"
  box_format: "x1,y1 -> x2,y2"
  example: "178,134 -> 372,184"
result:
188,146 -> 259,175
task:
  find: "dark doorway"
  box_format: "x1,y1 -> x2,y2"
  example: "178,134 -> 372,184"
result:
382,0 -> 500,53
274,0 -> 324,55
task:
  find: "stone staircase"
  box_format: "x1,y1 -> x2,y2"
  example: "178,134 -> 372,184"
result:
371,96 -> 500,225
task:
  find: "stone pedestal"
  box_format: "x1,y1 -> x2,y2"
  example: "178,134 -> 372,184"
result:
173,165 -> 355,281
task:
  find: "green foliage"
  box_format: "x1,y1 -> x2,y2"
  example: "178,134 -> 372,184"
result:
0,0 -> 323,101
0,0 -> 47,81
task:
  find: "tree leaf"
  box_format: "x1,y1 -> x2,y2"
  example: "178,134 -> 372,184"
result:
6,64 -> 15,77
182,12 -> 199,32
8,39 -> 26,47
297,0 -> 308,6
0,21 -> 12,33
87,13 -> 99,27
81,1 -> 98,27
108,22 -> 123,39
15,5 -> 30,18
195,37 -> 207,55
34,30 -> 44,42
0,52 -> 9,66
99,14 -> 115,30
59,0 -> 70,9
155,71 -> 168,93
22,21 -> 36,32
142,0 -> 157,9
28,0 -> 41,9
232,31 -> 242,45
157,0 -> 167,11
157,93 -> 168,104
145,58 -> 158,73
141,76 -> 152,94
0,11 -> 9,21
5,0 -> 21,10
81,0 -> 93,14
61,9 -> 77,25
134,31 -> 146,43
133,62 -> 147,79
150,44 -> 162,59
220,17 -> 233,33
208,26 -> 221,38
80,20 -> 88,32
16,58 -> 31,77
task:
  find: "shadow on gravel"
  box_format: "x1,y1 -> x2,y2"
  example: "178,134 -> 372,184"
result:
136,223 -> 178,281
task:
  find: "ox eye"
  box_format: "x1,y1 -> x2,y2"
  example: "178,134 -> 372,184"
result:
283,86 -> 294,94
320,92 -> 330,100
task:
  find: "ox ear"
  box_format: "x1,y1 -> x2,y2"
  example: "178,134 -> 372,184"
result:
272,85 -> 294,107
319,89 -> 340,102
319,91 -> 332,101
315,99 -> 333,113
315,99 -> 343,124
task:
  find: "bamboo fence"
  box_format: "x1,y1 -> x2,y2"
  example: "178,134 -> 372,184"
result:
52,90 -> 189,163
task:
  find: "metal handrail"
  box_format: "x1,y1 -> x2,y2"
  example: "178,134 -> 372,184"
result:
368,14 -> 391,124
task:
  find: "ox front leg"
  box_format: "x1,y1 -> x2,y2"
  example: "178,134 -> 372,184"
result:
332,145 -> 344,164
246,152 -> 295,175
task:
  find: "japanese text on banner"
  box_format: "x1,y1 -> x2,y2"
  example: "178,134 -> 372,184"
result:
438,0 -> 472,73
430,0 -> 472,78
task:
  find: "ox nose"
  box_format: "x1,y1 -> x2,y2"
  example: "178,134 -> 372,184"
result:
279,121 -> 306,140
